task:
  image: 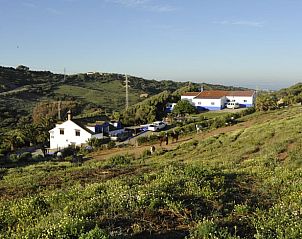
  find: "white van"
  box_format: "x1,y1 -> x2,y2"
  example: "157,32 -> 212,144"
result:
226,102 -> 240,109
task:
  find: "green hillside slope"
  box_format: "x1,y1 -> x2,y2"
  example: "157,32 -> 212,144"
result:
0,65 -> 248,133
1,106 -> 302,238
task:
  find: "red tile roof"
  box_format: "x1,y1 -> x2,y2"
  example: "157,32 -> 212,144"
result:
225,90 -> 255,97
194,91 -> 227,99
181,92 -> 201,97
183,90 -> 255,99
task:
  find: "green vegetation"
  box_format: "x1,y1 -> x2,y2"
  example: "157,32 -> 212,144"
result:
172,100 -> 197,116
0,65 -> 248,133
256,83 -> 302,111
1,106 -> 302,238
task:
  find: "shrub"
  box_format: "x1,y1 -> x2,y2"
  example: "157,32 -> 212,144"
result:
137,135 -> 159,146
182,123 -> 196,133
108,154 -> 133,166
240,107 -> 255,116
211,117 -> 227,129
140,149 -> 151,159
0,148 -> 8,155
188,219 -> 237,239
107,141 -> 116,149
87,138 -> 107,148
61,147 -> 76,157
79,226 -> 110,239
19,152 -> 32,161
137,136 -> 149,145
9,154 -> 18,162
32,154 -> 44,161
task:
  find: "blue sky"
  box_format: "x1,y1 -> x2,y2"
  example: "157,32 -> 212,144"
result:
1,0 -> 302,90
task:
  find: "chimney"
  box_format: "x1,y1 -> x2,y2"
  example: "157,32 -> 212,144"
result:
67,110 -> 72,121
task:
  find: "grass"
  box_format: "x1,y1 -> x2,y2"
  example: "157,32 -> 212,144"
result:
1,106 -> 302,238
55,80 -> 142,111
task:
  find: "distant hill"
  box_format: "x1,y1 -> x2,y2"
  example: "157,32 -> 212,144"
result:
0,65 -> 248,132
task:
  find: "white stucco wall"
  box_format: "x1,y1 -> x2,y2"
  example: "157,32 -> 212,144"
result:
226,95 -> 255,106
192,97 -> 225,110
49,120 -> 93,149
87,126 -> 96,133
181,96 -> 196,104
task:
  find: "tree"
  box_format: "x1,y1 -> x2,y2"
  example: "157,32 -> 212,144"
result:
4,130 -> 26,151
256,93 -> 278,111
16,65 -> 29,71
172,100 -> 197,116
112,111 -> 121,121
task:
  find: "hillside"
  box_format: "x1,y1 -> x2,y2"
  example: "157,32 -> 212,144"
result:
1,106 -> 302,238
0,65 -> 248,133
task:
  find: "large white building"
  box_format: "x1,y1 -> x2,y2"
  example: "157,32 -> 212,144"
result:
49,111 -> 104,150
181,90 -> 256,111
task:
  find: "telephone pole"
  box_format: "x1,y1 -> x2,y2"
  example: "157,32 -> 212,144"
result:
125,75 -> 130,110
58,101 -> 61,120
63,68 -> 66,82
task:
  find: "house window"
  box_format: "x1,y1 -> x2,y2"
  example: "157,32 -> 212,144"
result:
211,102 -> 215,105
75,130 -> 80,136
244,100 -> 247,102
60,129 -> 64,135
198,102 -> 201,105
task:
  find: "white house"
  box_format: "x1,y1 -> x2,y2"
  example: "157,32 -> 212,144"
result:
49,111 -> 104,150
181,90 -> 256,111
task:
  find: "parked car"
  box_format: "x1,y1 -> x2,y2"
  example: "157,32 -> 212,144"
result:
148,121 -> 166,131
226,102 -> 240,109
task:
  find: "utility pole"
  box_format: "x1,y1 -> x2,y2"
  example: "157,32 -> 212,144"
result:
200,83 -> 204,92
125,75 -> 130,110
63,68 -> 66,82
58,101 -> 61,120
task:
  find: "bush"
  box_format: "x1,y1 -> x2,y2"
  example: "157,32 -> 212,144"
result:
107,141 -> 116,149
240,107 -> 255,116
79,226 -> 110,239
211,117 -> 227,129
32,154 -> 44,161
61,147 -> 76,158
9,154 -> 18,162
108,154 -> 133,166
182,123 -> 196,133
137,135 -> 159,146
188,219 -> 236,239
0,148 -> 8,155
87,138 -> 107,148
140,149 -> 151,159
19,152 -> 32,162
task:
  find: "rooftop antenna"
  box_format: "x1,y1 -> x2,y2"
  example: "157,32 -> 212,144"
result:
124,75 -> 130,110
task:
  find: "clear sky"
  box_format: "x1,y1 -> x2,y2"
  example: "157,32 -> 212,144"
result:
1,0 -> 302,90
